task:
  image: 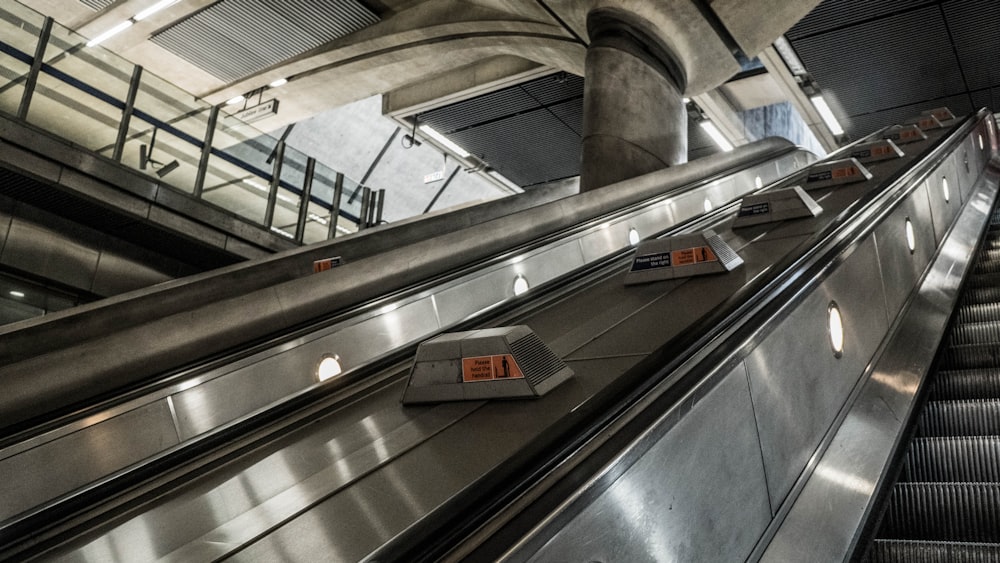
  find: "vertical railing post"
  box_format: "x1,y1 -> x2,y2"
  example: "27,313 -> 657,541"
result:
295,157 -> 316,243
358,187 -> 372,231
327,172 -> 344,240
112,65 -> 143,162
375,188 -> 385,225
18,17 -> 53,120
193,105 -> 220,198
264,141 -> 284,228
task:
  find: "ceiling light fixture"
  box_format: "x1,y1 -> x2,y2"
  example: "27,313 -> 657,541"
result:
419,125 -> 470,158
226,94 -> 246,106
810,95 -> 845,136
9,290 -> 25,298
700,120 -> 734,152
134,0 -> 180,21
86,20 -> 133,47
269,78 -> 289,88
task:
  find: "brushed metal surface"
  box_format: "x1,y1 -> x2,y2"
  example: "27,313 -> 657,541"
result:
0,400 -> 178,522
745,236 -> 890,509
524,363 -> 770,563
1,215 -> 101,291
759,161 -> 998,563
873,183 -> 935,318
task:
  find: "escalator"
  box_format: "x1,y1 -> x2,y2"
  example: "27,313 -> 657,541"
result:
2,110 -> 990,561
865,204 -> 1000,561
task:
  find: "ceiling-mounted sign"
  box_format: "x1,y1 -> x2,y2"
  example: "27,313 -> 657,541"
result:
233,98 -> 279,124
424,169 -> 445,183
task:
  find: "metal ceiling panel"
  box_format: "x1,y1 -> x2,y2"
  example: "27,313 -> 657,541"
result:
548,97 -> 583,136
843,93 -> 974,140
151,0 -> 379,83
791,6 -> 964,127
942,0 -> 1000,91
419,88 -> 539,135
449,108 -> 581,188
415,72 -> 719,188
786,0 -> 937,40
79,0 -> 114,11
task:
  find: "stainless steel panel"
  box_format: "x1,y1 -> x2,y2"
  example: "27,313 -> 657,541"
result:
1,215 -> 100,290
873,184 -> 936,318
525,363 -> 770,562
91,245 -> 176,296
171,297 -> 441,440
760,163 -> 998,563
146,205 -> 228,249
0,137 -> 62,183
223,236 -> 270,259
0,197 -> 12,254
745,236 -> 890,509
514,239 -> 587,289
0,400 -> 178,522
926,164 -> 960,246
59,167 -> 156,210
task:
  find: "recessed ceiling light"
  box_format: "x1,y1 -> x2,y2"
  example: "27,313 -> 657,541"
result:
269,78 -> 288,88
226,95 -> 246,106
9,291 -> 24,298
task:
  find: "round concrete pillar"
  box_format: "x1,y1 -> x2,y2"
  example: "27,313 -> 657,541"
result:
580,10 -> 687,192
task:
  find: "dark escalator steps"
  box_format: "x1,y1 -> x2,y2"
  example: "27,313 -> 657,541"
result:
972,253 -> 1000,274
868,539 -> 1000,562
931,369 -> 1000,401
901,437 -> 1000,482
878,483 -> 1000,543
967,272 -> 1000,289
949,321 -> 1000,345
940,345 -> 1000,370
962,286 -> 1000,305
956,303 -> 1000,324
916,400 -> 1000,437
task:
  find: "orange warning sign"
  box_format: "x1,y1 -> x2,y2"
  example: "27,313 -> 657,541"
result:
832,166 -> 858,179
900,128 -> 922,140
462,354 -> 524,382
872,144 -> 893,157
670,245 -> 717,266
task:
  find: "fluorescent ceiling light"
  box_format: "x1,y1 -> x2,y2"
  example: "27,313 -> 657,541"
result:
9,290 -> 25,298
269,78 -> 288,88
134,0 -> 180,21
86,20 -> 133,47
226,94 -> 246,106
810,95 -> 844,136
700,120 -> 734,152
419,125 -> 470,158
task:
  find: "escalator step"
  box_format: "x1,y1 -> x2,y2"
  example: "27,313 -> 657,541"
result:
968,272 -> 1000,289
956,304 -> 1000,324
932,369 -> 1000,401
917,400 -> 1000,437
949,321 -> 1000,345
868,539 -> 1000,562
962,286 -> 1000,305
972,254 -> 1000,274
941,344 -> 1000,370
902,437 -> 1000,482
878,483 -> 1000,542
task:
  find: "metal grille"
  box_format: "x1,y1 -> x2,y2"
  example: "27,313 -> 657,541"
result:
79,0 -> 115,11
151,0 -> 379,83
786,0 -> 936,40
509,332 -> 567,388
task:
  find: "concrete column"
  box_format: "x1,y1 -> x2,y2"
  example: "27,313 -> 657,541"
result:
580,10 -> 687,192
